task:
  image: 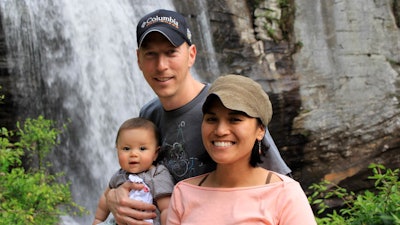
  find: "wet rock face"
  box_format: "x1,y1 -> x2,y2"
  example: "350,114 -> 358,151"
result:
0,14 -> 18,131
292,0 -> 400,189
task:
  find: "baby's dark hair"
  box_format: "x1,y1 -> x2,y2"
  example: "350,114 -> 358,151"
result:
115,117 -> 160,146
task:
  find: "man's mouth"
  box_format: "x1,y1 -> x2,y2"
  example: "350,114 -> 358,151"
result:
155,77 -> 172,82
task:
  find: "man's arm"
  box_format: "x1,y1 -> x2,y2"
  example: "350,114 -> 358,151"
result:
262,128 -> 292,176
106,181 -> 157,224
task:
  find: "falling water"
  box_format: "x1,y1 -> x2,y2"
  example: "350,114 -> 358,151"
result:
196,0 -> 220,79
0,0 -> 176,224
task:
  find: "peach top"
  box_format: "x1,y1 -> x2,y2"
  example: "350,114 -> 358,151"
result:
167,172 -> 317,225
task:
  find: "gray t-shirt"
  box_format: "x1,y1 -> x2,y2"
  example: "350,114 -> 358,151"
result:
139,84 -> 291,183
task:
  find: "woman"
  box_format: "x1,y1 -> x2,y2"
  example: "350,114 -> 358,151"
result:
167,74 -> 316,225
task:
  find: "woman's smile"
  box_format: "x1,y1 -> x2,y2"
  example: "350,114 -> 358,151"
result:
212,141 -> 234,147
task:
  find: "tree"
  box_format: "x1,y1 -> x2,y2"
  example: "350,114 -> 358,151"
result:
0,115 -> 86,224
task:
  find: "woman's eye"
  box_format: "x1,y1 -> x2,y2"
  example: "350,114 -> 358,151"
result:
230,117 -> 242,122
204,116 -> 217,122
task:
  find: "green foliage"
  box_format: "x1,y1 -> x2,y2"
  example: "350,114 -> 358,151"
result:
16,116 -> 64,171
0,116 -> 86,224
0,127 -> 23,171
308,164 -> 400,225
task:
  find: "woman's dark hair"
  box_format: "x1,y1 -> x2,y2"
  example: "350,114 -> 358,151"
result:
249,118 -> 269,167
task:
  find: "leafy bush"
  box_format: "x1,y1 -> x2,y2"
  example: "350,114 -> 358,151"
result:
0,116 -> 86,224
308,163 -> 400,225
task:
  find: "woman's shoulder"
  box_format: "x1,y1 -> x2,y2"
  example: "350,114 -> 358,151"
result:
266,171 -> 283,184
272,171 -> 296,182
180,173 -> 209,186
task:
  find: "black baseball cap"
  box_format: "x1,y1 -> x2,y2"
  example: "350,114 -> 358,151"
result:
136,9 -> 192,48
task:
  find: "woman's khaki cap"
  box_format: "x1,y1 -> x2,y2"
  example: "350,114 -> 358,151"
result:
203,74 -> 272,126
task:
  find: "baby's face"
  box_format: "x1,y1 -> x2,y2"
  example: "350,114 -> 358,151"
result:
116,128 -> 159,174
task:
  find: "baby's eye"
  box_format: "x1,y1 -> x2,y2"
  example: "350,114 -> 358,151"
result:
122,146 -> 130,151
139,146 -> 147,151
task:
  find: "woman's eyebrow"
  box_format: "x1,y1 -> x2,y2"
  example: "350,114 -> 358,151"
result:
229,110 -> 247,116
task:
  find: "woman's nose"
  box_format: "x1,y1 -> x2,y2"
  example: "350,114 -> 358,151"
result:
214,121 -> 229,136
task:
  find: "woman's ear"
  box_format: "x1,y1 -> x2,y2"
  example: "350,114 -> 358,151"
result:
257,125 -> 266,141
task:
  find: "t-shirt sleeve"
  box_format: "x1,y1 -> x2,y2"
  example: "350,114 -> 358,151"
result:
166,183 -> 183,225
108,169 -> 127,189
261,128 -> 292,175
277,181 -> 317,225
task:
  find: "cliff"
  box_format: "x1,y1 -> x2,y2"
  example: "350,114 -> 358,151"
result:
174,0 -> 400,191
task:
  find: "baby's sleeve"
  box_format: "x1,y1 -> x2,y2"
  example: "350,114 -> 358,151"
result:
152,164 -> 175,200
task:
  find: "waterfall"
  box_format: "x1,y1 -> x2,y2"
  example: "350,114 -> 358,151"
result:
0,0 -> 176,224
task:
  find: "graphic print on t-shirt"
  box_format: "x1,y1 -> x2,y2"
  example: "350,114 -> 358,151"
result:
160,120 -> 203,182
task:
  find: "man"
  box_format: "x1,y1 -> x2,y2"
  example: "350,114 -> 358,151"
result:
106,9 -> 291,224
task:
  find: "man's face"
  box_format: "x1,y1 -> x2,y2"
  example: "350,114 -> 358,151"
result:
137,32 -> 196,100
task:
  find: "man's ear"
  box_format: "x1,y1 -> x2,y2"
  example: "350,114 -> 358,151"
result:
188,44 -> 197,67
136,49 -> 143,71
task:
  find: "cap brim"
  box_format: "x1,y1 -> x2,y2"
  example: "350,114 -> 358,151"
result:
138,26 -> 186,48
203,92 -> 258,117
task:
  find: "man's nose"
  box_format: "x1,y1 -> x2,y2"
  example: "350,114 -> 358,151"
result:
156,55 -> 168,71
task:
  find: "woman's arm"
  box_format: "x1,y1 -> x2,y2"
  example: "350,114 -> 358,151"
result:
156,196 -> 171,225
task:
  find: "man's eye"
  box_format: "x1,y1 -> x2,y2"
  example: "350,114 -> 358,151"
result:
144,52 -> 156,57
166,49 -> 177,55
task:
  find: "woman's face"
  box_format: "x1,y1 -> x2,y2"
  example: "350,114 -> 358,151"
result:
201,98 -> 265,166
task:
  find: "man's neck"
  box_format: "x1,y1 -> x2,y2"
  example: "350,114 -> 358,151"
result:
160,77 -> 205,111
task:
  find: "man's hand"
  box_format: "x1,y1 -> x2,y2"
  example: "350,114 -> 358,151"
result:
106,181 -> 157,224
